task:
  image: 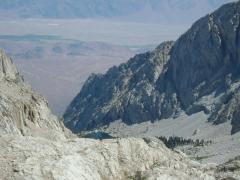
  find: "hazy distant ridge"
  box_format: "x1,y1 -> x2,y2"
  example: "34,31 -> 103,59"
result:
0,0 -> 232,23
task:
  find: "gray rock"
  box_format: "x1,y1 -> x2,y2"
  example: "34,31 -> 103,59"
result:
0,136 -> 217,180
64,41 -> 178,132
163,1 -> 240,134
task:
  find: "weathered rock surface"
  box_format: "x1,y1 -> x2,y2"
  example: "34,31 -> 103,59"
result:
64,1 -> 240,134
1,133 -> 239,180
0,50 -> 66,139
0,136 -> 218,180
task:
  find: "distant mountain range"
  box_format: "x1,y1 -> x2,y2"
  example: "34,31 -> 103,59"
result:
0,0 -> 233,23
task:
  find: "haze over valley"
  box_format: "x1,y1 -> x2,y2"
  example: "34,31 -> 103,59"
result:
0,37 -> 135,115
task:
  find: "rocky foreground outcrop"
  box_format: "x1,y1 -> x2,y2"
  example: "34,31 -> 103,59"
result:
64,1 -> 240,134
0,136 -> 218,180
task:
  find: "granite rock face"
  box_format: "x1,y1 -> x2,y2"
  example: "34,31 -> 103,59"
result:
0,50 -> 66,139
64,1 -> 240,134
161,1 -> 240,133
64,41 -> 178,132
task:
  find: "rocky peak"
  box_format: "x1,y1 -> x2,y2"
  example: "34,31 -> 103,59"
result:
163,1 -> 240,133
0,50 -> 22,82
0,50 -> 66,139
167,1 -> 240,109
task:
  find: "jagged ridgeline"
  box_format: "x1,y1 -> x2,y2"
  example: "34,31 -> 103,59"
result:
64,1 -> 240,134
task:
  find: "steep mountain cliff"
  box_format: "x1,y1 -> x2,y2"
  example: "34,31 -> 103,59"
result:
64,1 -> 240,134
161,0 -> 240,134
64,41 -> 177,132
0,50 -> 66,139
